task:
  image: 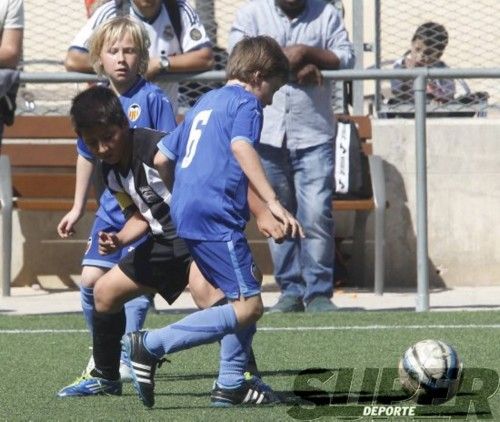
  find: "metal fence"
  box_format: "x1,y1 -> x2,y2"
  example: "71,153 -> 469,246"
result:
20,0 -> 345,115
372,0 -> 500,117
18,0 -> 500,116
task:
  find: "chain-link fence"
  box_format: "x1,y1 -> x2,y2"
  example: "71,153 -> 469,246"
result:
20,0 -> 347,115
19,0 -> 500,117
373,0 -> 500,117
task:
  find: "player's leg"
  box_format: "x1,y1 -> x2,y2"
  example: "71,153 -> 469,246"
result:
124,234 -> 274,407
121,235 -> 153,332
57,234 -> 156,398
57,263 -> 154,398
78,218 -> 120,378
79,216 -> 151,379
79,216 -> 118,333
80,266 -> 106,330
188,261 -> 262,378
206,234 -> 279,406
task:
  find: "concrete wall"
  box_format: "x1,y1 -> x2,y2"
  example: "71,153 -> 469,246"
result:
372,118 -> 500,288
6,211 -> 93,289
3,119 -> 499,290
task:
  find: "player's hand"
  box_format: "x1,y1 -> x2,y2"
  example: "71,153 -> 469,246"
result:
255,207 -> 286,244
98,231 -> 121,255
57,209 -> 82,238
267,199 -> 305,239
296,63 -> 323,86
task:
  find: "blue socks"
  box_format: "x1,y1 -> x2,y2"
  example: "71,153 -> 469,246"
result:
80,287 -> 150,334
124,295 -> 151,333
80,286 -> 94,332
217,323 -> 256,389
143,304 -> 238,357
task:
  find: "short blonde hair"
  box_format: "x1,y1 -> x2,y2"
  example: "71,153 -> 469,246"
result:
88,17 -> 150,76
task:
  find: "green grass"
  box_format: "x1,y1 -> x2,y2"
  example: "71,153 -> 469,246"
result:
1,310 -> 499,421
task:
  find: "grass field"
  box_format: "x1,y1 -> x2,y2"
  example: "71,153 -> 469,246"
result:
1,310 -> 499,421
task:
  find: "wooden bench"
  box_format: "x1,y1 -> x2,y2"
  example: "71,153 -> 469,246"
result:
0,115 -> 386,296
332,115 -> 386,295
0,116 -> 97,295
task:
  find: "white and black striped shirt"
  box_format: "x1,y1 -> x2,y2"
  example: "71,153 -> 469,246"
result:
102,128 -> 177,239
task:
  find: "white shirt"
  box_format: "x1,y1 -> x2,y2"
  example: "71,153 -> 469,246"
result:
0,0 -> 24,30
69,0 -> 211,112
229,0 -> 354,149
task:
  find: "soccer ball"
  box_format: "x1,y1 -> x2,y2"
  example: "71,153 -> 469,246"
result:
398,339 -> 463,404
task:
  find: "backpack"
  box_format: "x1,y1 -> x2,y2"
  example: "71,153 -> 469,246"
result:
0,69 -> 20,127
114,0 -> 182,42
333,118 -> 372,199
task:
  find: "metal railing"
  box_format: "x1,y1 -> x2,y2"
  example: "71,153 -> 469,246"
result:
4,67 -> 500,310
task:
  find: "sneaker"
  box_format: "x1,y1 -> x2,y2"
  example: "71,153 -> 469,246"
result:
121,331 -> 162,408
84,350 -> 133,383
84,352 -> 95,375
57,373 -> 122,397
267,295 -> 304,314
119,360 -> 134,383
211,379 -> 282,407
305,296 -> 337,313
244,371 -> 273,392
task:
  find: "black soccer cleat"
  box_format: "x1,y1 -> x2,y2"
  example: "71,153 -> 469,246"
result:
211,378 -> 282,407
121,331 -> 164,408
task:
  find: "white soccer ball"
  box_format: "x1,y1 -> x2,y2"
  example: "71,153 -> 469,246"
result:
398,339 -> 463,404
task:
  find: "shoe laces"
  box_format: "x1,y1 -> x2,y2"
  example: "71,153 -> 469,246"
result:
69,372 -> 93,386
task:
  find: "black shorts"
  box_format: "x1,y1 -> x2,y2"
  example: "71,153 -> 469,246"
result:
118,235 -> 191,305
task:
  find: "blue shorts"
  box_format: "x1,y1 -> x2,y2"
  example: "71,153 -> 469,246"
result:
82,215 -> 148,269
185,231 -> 262,300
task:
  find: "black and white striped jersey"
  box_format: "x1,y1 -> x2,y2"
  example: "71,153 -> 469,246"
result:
102,128 -> 177,239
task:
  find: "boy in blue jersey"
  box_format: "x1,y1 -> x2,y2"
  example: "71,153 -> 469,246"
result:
56,18 -> 234,396
57,17 -> 177,383
128,35 -> 303,407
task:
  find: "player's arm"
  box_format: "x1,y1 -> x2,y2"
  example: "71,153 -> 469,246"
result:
98,210 -> 150,255
248,184 -> 286,243
57,154 -> 94,238
231,140 -> 304,238
153,149 -> 175,193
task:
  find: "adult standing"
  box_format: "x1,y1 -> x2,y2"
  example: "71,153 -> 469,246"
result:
229,0 -> 354,312
0,0 -> 23,148
66,0 -> 214,113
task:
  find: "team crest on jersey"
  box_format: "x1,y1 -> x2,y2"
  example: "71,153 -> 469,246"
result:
139,186 -> 161,204
190,28 -> 202,41
163,24 -> 175,40
128,104 -> 141,122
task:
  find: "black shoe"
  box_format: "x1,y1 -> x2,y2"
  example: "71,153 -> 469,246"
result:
211,379 -> 282,407
121,331 -> 164,408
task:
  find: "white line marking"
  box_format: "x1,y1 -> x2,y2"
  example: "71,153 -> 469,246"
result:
1,324 -> 500,334
0,329 -> 88,333
258,324 -> 500,331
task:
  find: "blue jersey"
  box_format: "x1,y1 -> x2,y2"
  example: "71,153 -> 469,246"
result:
77,77 -> 176,226
158,84 -> 263,241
